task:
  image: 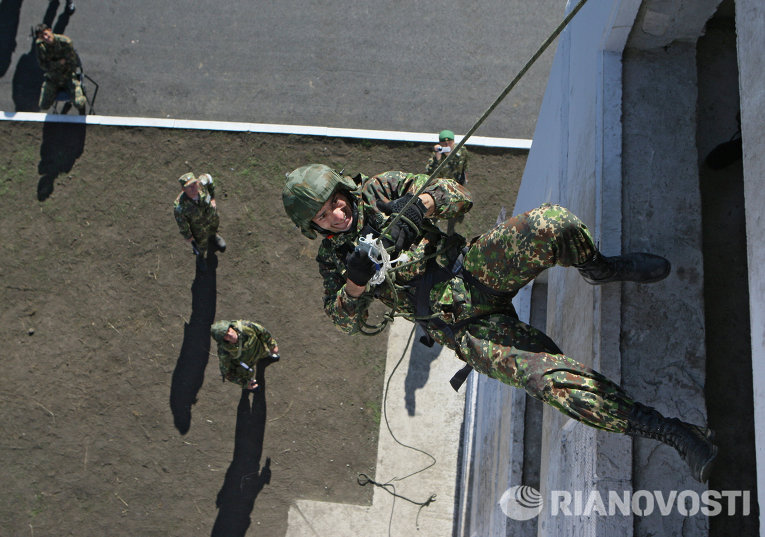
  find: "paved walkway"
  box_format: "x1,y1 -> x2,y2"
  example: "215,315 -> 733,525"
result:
0,0 -> 562,139
286,320 -> 466,537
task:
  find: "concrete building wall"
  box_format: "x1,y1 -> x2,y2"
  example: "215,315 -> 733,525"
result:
454,0 -> 765,535
735,1 -> 765,535
620,42 -> 709,537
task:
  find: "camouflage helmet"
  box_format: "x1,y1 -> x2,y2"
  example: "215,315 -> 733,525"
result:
282,164 -> 357,239
210,320 -> 233,342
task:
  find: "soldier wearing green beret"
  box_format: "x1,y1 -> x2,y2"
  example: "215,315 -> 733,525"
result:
211,320 -> 280,390
281,163 -> 718,483
426,129 -> 469,186
426,130 -> 469,234
173,172 -> 226,271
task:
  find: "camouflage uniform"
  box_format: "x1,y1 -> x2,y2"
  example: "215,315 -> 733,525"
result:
317,172 -> 633,433
212,320 -> 278,388
173,173 -> 220,251
425,146 -> 469,185
35,33 -> 86,111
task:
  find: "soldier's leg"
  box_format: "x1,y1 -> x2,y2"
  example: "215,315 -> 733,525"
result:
212,234 -> 226,252
67,76 -> 86,113
194,235 -> 209,271
459,322 -> 632,432
457,318 -> 717,481
38,80 -> 57,111
464,203 -> 670,292
463,203 -> 595,294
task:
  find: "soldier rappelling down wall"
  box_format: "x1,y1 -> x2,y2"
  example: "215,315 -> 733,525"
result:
281,164 -> 718,483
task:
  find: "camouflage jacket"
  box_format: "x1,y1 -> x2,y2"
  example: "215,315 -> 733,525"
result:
217,320 -> 278,387
173,174 -> 218,241
35,34 -> 78,80
425,147 -> 469,184
317,171 -> 487,340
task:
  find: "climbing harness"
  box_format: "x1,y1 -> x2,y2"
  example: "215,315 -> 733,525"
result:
357,233 -> 409,287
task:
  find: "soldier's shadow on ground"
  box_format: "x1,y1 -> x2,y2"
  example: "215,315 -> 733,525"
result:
211,363 -> 271,537
11,1 -> 71,112
169,254 -> 218,435
12,40 -> 43,111
37,120 -> 86,200
404,325 -> 442,416
0,0 -> 24,78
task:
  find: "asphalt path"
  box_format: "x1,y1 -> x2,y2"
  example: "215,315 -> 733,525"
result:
1,0 -> 563,139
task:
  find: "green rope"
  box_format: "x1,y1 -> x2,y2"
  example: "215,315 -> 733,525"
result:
380,0 -> 591,238
358,0 -> 591,336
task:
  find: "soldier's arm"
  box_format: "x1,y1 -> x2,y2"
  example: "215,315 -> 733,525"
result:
173,203 -> 193,240
241,321 -> 279,356
425,153 -> 439,175
198,173 -> 215,199
35,42 -> 52,72
363,171 -> 472,220
317,241 -> 374,335
61,37 -> 78,71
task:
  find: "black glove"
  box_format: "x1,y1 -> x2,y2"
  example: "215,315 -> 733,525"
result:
345,249 -> 376,287
376,194 -> 427,253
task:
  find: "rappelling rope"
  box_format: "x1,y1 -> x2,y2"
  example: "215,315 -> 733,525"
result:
379,0 -> 591,243
359,0 -> 591,336
355,2 -> 593,531
357,324 -> 437,536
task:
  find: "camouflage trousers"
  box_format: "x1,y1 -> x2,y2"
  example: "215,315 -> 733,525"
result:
455,203 -> 634,433
39,74 -> 86,111
190,214 -> 220,252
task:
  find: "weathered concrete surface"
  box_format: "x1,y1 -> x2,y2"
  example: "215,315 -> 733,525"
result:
622,43 -> 709,537
735,1 -> 765,535
628,0 -> 722,49
285,320 -> 465,537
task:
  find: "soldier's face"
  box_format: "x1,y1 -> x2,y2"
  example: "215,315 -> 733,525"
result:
223,327 -> 238,344
312,192 -> 353,233
183,182 -> 200,199
40,29 -> 54,44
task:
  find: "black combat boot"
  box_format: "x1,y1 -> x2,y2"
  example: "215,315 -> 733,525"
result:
214,234 -> 227,253
575,251 -> 670,284
196,253 -> 207,272
625,403 -> 718,483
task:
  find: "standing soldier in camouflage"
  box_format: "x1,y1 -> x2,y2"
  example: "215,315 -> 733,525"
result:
281,163 -> 718,483
426,130 -> 469,235
426,129 -> 469,185
211,320 -> 280,390
34,24 -> 86,114
173,172 -> 226,271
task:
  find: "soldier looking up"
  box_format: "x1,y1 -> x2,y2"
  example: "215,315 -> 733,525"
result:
173,172 -> 226,272
281,163 -> 718,483
34,23 -> 85,114
426,129 -> 469,186
426,129 -> 469,235
211,320 -> 280,391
